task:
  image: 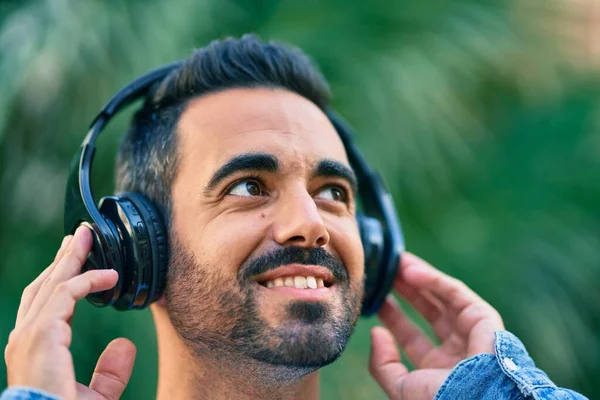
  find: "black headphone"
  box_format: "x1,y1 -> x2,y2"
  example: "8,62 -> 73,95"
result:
64,61 -> 405,316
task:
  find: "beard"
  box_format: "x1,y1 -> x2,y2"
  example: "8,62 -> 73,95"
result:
165,235 -> 363,379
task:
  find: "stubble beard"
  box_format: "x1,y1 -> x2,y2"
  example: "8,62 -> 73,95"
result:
165,236 -> 363,382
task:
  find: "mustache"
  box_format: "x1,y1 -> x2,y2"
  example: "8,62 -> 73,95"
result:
239,246 -> 349,284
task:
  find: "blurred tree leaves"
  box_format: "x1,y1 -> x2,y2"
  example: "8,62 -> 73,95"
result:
1,0 -> 598,398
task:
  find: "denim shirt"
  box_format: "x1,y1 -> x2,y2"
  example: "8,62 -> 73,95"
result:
0,331 -> 589,400
434,331 -> 588,400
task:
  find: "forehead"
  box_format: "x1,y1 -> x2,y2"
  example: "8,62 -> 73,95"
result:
175,88 -> 348,176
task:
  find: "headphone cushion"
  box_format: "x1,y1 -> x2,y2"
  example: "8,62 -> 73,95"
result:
123,192 -> 169,305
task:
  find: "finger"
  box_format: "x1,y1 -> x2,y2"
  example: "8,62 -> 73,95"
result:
15,235 -> 74,327
48,226 -> 93,284
88,338 -> 137,400
369,326 -> 408,399
402,253 -> 503,352
394,280 -> 453,342
53,235 -> 74,263
41,269 -> 118,321
24,227 -> 93,322
401,253 -> 481,313
378,296 -> 435,367
458,303 -> 504,355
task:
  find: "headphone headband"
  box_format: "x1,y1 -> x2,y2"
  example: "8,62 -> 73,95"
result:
64,62 -> 184,254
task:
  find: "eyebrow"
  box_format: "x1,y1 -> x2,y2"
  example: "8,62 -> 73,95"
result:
314,159 -> 358,194
205,153 -> 279,192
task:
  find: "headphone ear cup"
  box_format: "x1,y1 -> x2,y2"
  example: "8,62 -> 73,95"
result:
356,213 -> 385,314
76,215 -> 125,308
98,192 -> 168,310
121,192 -> 169,307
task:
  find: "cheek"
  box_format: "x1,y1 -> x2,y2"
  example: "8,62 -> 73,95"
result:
326,218 -> 364,283
183,210 -> 271,277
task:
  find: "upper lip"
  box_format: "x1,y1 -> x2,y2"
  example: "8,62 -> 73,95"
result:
253,264 -> 336,286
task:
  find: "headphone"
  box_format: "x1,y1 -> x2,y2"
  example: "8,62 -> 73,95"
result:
63,61 -> 405,316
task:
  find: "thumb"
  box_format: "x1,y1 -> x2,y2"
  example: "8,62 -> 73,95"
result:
88,338 -> 137,400
369,326 -> 408,399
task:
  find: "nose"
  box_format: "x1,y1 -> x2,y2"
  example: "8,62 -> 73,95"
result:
272,190 -> 330,248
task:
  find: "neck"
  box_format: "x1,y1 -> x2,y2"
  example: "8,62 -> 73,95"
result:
151,304 -> 320,400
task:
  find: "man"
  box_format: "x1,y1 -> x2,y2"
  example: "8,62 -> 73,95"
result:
2,35 -> 588,399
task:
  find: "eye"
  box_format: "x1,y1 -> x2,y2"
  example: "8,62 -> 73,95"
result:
315,186 -> 348,203
227,179 -> 264,197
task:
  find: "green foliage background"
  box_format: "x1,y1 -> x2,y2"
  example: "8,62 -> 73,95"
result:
1,1 -> 598,398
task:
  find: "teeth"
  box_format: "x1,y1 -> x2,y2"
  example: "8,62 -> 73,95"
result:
294,276 -> 307,289
263,275 -> 327,289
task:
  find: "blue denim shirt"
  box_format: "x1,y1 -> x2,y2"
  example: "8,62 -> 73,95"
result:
0,331 -> 589,399
434,331 -> 588,399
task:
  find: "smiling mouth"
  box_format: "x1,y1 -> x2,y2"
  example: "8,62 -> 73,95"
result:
254,264 -> 336,290
258,275 -> 333,289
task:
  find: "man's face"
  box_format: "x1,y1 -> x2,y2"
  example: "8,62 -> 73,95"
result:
165,88 -> 364,372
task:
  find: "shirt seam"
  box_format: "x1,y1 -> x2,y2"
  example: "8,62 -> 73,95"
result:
495,331 -> 556,396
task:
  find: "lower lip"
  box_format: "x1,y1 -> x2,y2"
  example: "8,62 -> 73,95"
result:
256,284 -> 333,301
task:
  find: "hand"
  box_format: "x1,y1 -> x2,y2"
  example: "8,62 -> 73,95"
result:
369,252 -> 504,400
4,227 -> 137,400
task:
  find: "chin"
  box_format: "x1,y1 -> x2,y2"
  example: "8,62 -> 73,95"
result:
248,325 -> 349,369
236,300 -> 356,370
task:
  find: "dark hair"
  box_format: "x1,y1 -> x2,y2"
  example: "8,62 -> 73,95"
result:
115,34 -> 332,225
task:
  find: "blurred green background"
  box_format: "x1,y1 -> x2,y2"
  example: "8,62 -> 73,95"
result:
1,0 -> 599,398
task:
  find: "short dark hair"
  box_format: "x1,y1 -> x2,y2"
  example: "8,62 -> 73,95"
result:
115,34 -> 332,224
